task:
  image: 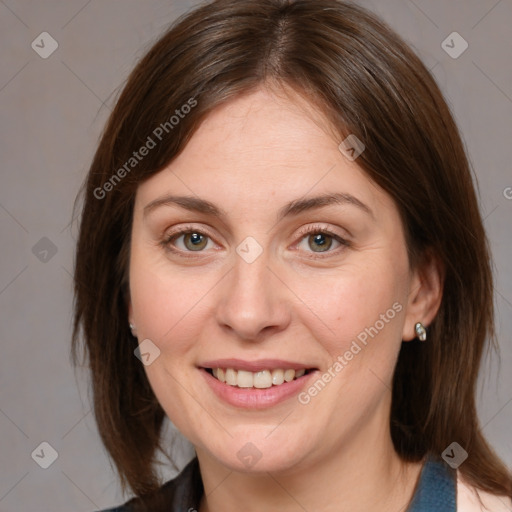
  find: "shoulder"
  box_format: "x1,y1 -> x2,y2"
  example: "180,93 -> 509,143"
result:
94,457 -> 202,512
457,471 -> 512,512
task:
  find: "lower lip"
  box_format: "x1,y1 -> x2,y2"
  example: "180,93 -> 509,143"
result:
200,368 -> 316,409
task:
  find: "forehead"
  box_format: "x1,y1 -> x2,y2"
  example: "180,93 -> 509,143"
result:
135,87 -> 394,221
178,87 -> 341,176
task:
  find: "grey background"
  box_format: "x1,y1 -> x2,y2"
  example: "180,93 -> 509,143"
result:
0,1 -> 511,510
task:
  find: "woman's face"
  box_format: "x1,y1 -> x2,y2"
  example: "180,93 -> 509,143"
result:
129,87 -> 422,473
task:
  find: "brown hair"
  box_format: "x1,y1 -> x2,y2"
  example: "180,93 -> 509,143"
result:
72,0 -> 512,499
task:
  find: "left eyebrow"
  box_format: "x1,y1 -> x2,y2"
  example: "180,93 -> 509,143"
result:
276,192 -> 375,222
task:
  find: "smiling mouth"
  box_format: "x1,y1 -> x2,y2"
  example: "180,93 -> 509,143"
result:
203,367 -> 315,389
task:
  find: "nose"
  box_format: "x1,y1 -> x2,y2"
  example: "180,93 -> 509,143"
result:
214,251 -> 292,342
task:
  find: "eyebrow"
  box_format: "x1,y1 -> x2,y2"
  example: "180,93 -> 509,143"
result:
143,192 -> 374,221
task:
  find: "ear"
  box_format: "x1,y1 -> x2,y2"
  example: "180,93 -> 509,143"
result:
402,248 -> 444,342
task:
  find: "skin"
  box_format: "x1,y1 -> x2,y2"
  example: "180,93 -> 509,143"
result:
128,85 -> 443,512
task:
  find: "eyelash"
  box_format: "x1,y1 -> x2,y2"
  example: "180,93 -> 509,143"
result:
160,223 -> 350,259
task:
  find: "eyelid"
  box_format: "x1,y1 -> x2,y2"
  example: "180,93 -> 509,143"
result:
164,223 -> 217,242
294,223 -> 349,242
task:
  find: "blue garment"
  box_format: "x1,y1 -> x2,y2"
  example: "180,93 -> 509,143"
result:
97,455 -> 456,511
408,456 -> 457,511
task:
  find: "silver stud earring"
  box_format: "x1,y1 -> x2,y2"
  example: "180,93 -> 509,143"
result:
129,323 -> 136,335
415,322 -> 427,341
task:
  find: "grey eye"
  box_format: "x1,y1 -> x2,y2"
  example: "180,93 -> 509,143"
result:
182,232 -> 209,251
307,233 -> 334,252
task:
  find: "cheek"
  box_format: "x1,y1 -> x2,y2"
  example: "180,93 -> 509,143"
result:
129,249 -> 211,438
293,263 -> 407,429
128,246 -> 210,352
291,258 -> 406,358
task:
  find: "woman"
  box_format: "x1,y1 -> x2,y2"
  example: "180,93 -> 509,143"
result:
72,0 -> 512,510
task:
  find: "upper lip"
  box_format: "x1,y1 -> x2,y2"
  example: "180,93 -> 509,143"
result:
200,358 -> 316,372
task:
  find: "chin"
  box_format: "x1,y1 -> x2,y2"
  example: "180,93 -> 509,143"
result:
198,429 -> 315,474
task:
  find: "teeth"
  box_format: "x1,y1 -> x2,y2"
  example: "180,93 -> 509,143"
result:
284,369 -> 295,382
209,367 -> 308,388
253,370 -> 272,389
237,370 -> 253,388
225,368 -> 237,386
271,369 -> 284,385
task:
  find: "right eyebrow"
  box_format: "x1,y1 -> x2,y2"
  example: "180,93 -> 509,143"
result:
143,195 -> 226,218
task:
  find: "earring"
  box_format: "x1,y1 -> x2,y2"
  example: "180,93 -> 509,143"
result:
415,322 -> 427,341
129,323 -> 137,335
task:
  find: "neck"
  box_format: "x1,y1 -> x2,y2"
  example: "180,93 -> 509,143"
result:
196,413 -> 423,512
